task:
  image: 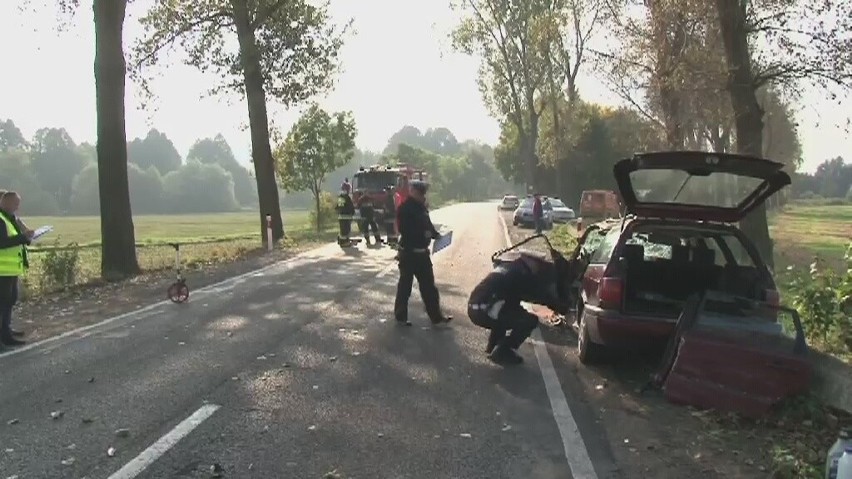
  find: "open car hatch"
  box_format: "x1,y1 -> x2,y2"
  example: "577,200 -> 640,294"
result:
614,151 -> 791,223
653,292 -> 812,418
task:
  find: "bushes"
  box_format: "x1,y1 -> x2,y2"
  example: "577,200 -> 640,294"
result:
309,192 -> 337,230
783,242 -> 852,356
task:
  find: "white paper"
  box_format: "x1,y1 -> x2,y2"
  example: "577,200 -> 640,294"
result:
431,230 -> 453,255
31,225 -> 53,242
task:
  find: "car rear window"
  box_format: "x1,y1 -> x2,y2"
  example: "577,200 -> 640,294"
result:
624,226 -> 758,267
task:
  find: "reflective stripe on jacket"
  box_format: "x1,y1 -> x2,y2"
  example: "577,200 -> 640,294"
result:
0,214 -> 26,276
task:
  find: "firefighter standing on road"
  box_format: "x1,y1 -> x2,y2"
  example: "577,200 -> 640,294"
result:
356,190 -> 381,245
336,184 -> 355,246
394,180 -> 452,326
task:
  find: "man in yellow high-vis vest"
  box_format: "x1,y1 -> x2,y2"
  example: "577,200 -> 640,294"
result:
0,191 -> 32,346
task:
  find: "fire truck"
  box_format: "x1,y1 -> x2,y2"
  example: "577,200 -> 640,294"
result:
351,163 -> 429,210
350,164 -> 429,241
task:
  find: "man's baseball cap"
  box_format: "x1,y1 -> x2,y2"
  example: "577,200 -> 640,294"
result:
410,180 -> 429,193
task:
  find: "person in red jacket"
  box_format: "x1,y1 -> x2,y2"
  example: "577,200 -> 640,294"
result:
532,193 -> 544,234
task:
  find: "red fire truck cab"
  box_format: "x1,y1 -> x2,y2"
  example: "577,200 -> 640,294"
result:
351,164 -> 429,210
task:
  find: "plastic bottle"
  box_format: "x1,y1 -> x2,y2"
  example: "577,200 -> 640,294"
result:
838,447 -> 852,479
827,431 -> 852,479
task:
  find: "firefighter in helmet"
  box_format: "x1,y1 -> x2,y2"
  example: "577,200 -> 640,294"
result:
356,188 -> 381,245
336,183 -> 355,246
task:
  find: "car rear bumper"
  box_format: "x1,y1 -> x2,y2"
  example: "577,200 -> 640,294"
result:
584,305 -> 676,346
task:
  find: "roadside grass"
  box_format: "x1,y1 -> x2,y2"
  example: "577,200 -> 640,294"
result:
21,210 -> 339,297
771,203 -> 852,272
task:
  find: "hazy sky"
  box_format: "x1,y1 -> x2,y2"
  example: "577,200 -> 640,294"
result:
1,0 -> 848,173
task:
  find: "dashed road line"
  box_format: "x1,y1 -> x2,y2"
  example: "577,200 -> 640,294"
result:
497,212 -> 598,479
107,404 -> 221,479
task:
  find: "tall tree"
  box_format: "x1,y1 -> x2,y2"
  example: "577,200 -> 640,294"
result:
0,119 -> 28,152
452,0 -> 552,192
274,105 -> 357,232
49,0 -> 141,278
132,0 -> 348,245
94,0 -> 140,279
714,0 -> 852,266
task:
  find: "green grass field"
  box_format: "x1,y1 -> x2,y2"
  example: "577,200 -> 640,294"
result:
770,203 -> 852,270
20,210 -> 336,296
26,210 -> 314,246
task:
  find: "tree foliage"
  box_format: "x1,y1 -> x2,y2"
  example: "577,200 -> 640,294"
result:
188,134 -> 257,206
127,128 -> 182,174
132,0 -> 348,103
132,0 -> 350,242
274,105 -> 357,231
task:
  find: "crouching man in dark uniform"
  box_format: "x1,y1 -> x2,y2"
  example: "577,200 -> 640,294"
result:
468,252 -> 571,365
336,185 -> 356,246
394,180 -> 452,326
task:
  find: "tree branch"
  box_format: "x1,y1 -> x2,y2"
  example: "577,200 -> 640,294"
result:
133,9 -> 232,70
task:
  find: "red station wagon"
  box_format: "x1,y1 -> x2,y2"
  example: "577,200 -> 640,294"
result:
570,152 -> 792,364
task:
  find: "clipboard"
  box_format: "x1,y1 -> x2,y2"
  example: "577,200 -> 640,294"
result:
31,225 -> 54,242
431,230 -> 453,255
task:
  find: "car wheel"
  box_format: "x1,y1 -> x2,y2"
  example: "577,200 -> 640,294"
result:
513,219 -> 518,226
577,305 -> 605,364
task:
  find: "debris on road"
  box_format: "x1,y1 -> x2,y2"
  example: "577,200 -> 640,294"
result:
460,433 -> 472,438
107,447 -> 116,457
502,424 -> 512,432
115,428 -> 130,438
210,463 -> 225,477
81,418 -> 94,424
324,470 -> 342,479
329,356 -> 338,362
50,410 -> 64,420
308,425 -> 317,431
88,377 -> 95,383
60,457 -> 75,466
256,354 -> 267,360
6,418 -> 19,425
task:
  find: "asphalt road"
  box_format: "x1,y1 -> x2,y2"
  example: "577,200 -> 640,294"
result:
0,202 -> 620,479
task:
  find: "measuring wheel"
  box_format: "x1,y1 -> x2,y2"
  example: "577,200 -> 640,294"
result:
166,243 -> 190,303
167,279 -> 190,303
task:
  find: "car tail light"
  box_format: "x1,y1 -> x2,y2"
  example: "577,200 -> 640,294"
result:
598,277 -> 623,309
765,289 -> 780,306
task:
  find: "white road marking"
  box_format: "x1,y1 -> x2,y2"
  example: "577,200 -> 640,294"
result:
497,213 -> 598,479
107,404 -> 220,479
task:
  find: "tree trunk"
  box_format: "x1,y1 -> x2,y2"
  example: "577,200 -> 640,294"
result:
314,189 -> 322,233
93,0 -> 140,281
231,0 -> 284,245
715,0 -> 774,268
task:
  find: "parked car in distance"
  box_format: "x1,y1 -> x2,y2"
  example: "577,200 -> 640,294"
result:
548,197 -> 576,223
566,151 -> 792,365
513,196 -> 553,229
499,195 -> 520,210
579,189 -> 621,219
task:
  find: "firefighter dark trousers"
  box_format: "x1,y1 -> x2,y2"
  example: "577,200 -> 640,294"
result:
394,251 -> 442,322
468,302 -> 538,350
384,218 -> 396,241
360,218 -> 380,240
338,219 -> 352,240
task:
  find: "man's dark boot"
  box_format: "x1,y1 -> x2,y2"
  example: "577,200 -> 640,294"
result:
430,315 -> 453,326
485,329 -> 505,354
489,344 -> 523,365
395,318 -> 412,326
